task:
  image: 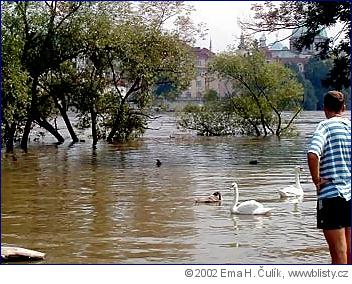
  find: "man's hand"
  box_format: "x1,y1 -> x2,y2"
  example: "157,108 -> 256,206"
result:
315,178 -> 329,193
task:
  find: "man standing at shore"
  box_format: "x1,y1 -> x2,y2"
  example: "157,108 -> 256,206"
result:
307,90 -> 351,264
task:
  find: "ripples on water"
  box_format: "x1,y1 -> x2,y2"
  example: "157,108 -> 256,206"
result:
2,111 -> 348,264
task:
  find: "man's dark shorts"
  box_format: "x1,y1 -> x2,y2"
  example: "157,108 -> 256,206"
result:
317,196 -> 351,229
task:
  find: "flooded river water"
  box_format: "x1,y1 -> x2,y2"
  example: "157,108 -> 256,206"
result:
2,111 -> 350,264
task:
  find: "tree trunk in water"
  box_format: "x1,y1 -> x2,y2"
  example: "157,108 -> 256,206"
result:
53,97 -> 79,143
107,116 -> 119,143
254,125 -> 261,137
107,101 -> 126,143
21,76 -> 39,152
5,122 -> 16,153
21,118 -> 32,152
61,111 -> 79,143
261,119 -> 268,137
36,117 -> 65,144
90,107 -> 98,147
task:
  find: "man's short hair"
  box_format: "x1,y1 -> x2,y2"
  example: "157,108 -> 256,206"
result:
324,91 -> 345,113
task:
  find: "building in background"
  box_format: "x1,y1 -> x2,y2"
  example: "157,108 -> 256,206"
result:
258,27 -> 329,72
178,28 -> 328,102
179,46 -> 232,101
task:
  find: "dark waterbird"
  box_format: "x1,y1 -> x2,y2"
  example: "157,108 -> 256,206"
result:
194,191 -> 222,203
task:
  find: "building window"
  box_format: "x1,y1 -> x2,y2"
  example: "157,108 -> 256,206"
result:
197,67 -> 207,77
196,81 -> 202,88
197,69 -> 203,76
297,63 -> 304,73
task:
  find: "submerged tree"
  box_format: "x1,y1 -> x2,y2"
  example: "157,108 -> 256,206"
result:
1,2 -> 30,153
72,1 -> 197,144
2,1 -> 202,152
178,102 -> 240,136
102,23 -> 195,143
210,50 -> 304,136
179,49 -> 304,137
1,1 -> 91,152
179,49 -> 303,137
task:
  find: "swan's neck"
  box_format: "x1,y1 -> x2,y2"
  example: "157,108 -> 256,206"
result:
233,184 -> 239,206
295,171 -> 301,188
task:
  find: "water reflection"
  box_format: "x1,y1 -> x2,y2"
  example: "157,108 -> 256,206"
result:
2,111 -> 349,264
281,196 -> 304,204
231,214 -> 268,230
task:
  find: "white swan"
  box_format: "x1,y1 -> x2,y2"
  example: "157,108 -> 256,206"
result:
278,166 -> 303,198
230,182 -> 272,215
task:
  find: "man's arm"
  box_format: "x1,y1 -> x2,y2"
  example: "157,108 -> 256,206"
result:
307,152 -> 328,192
307,152 -> 320,186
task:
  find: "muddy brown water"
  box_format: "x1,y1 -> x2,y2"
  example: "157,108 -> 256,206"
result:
2,111 -> 349,264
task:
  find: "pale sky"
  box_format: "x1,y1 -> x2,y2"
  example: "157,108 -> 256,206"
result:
189,1 -> 342,53
190,1 -> 286,52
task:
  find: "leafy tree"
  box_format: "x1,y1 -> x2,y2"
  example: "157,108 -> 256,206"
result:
178,102 -> 239,136
74,3 -> 197,143
39,61 -> 82,144
209,49 -> 304,136
203,89 -> 219,103
2,1 -> 201,151
242,1 -> 350,90
302,79 -> 318,111
304,57 -> 332,110
1,1 -> 91,152
154,81 -> 176,98
1,2 -> 30,152
285,63 -> 318,110
179,50 -> 304,137
102,23 -> 195,143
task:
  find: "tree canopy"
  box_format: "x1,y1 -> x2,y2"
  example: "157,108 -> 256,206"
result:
241,1 -> 350,90
211,49 -> 304,136
178,49 -> 304,137
2,1 -> 202,153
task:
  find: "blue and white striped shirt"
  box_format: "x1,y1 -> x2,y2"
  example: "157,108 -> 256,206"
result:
308,116 -> 351,200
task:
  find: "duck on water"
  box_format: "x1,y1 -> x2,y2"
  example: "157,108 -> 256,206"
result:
194,191 -> 222,203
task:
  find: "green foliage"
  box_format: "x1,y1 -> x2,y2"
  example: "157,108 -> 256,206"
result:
286,57 -> 340,110
246,1 -> 350,90
302,80 -> 318,111
203,89 -> 219,103
285,63 -> 315,110
2,1 -> 200,150
178,103 -> 240,136
209,49 -> 303,136
67,1 -> 197,143
92,19 -> 195,142
1,1 -> 96,151
304,57 -> 332,110
179,49 -> 305,137
1,2 -> 30,145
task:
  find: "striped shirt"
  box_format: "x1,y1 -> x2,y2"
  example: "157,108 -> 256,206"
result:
308,116 -> 351,200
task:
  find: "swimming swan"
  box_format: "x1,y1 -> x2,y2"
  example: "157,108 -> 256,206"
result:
195,191 -> 222,203
230,182 -> 272,215
278,166 -> 303,198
